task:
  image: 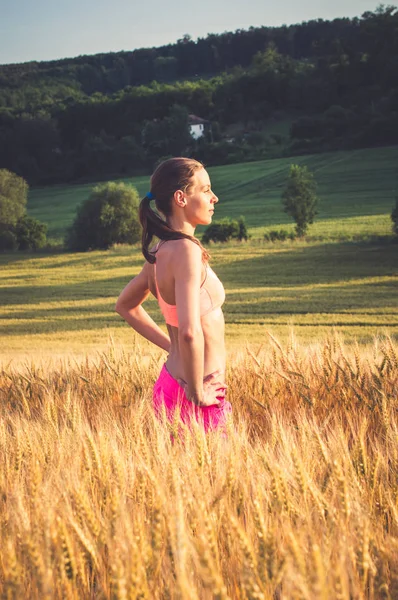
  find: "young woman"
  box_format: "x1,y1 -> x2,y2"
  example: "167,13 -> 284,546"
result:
115,157 -> 232,432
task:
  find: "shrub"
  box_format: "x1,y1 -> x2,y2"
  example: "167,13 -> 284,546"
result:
236,216 -> 249,241
290,116 -> 324,140
66,182 -> 141,251
281,164 -> 319,237
264,229 -> 295,242
202,216 -> 248,244
270,133 -> 284,145
392,198 -> 398,235
0,228 -> 18,251
14,215 -> 47,250
244,131 -> 266,147
194,140 -> 248,166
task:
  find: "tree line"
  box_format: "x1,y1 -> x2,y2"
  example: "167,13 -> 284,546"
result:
1,7 -> 396,106
0,5 -> 397,185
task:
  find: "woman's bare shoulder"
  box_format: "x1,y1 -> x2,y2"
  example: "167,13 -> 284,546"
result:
169,238 -> 202,256
148,239 -> 202,269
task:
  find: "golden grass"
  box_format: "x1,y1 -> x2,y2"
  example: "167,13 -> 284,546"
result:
1,334 -> 398,599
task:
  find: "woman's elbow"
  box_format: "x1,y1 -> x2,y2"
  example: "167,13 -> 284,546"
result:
179,325 -> 202,344
115,298 -> 132,316
115,299 -> 123,315
116,299 -> 140,318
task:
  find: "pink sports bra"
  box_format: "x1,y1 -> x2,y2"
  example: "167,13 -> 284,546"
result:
153,261 -> 225,327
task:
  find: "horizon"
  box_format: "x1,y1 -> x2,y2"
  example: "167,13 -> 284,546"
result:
0,0 -> 387,67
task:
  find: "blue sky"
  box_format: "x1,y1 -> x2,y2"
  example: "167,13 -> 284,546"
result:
0,0 -> 386,65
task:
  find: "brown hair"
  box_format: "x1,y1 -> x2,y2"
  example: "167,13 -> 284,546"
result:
139,157 -> 210,263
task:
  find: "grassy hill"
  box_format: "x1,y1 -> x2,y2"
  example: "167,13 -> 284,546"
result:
28,146 -> 398,244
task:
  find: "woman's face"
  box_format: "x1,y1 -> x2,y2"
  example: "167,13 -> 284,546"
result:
183,168 -> 219,226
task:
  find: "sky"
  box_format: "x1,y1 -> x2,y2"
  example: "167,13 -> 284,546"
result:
0,0 -> 387,66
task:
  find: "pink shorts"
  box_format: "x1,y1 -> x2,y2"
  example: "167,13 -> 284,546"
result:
153,365 -> 232,433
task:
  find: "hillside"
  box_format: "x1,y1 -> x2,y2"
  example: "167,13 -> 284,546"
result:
27,146 -> 398,243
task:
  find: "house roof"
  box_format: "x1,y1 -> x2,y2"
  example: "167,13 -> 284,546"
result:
188,114 -> 209,125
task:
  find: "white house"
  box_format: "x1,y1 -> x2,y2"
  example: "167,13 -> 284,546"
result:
188,114 -> 210,140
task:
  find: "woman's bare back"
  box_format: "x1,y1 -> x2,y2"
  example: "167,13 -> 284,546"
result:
148,240 -> 226,382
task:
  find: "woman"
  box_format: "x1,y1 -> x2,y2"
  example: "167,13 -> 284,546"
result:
115,157 -> 232,432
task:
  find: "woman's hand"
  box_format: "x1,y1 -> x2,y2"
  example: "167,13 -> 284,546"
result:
178,370 -> 227,407
203,370 -> 227,407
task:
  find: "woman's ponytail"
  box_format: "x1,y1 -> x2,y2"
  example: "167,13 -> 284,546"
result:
139,194 -> 189,263
139,195 -> 158,263
139,194 -> 209,264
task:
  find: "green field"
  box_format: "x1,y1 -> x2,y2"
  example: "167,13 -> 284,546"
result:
28,146 -> 398,243
1,146 -> 397,360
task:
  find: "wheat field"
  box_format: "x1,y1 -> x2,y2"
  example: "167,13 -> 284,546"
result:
1,333 -> 397,599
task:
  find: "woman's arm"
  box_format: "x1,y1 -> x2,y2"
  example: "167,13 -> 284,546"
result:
173,240 -> 208,405
115,262 -> 171,352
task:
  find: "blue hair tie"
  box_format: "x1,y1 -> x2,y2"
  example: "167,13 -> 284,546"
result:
146,192 -> 154,200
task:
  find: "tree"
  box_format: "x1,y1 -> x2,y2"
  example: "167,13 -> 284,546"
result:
391,197 -> 398,235
66,181 -> 141,251
142,105 -> 192,159
0,169 -> 28,227
0,169 -> 48,252
281,164 -> 318,237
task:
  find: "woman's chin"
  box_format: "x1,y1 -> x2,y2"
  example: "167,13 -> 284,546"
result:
195,214 -> 214,227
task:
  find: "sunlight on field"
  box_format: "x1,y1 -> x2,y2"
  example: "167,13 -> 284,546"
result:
1,336 -> 397,598
253,214 -> 393,240
1,241 -> 397,359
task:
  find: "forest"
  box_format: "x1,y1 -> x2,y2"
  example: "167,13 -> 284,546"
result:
0,5 -> 397,184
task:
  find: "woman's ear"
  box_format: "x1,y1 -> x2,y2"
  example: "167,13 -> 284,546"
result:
173,189 -> 187,208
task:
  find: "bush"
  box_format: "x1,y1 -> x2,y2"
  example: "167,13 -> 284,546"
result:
66,182 -> 141,251
290,116 -> 324,140
236,216 -> 249,241
244,131 -> 266,147
270,133 -> 284,145
264,229 -> 295,242
202,216 -> 249,244
194,140 -> 248,166
0,228 -> 18,251
14,215 -> 47,250
392,198 -> 398,235
282,164 -> 319,237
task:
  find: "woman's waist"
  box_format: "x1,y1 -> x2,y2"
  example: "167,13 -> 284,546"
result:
165,352 -> 226,384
